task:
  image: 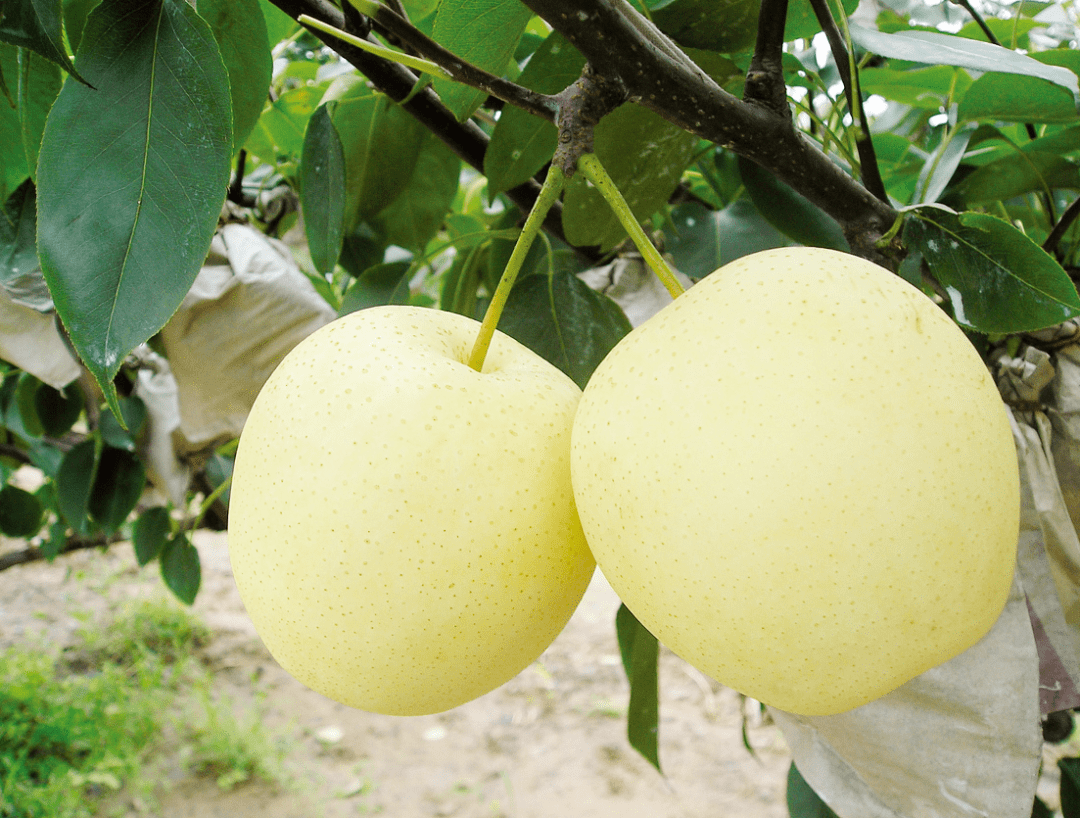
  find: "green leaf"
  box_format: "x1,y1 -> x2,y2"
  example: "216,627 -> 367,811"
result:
665,199 -> 792,279
0,177 -> 39,287
339,261 -> 412,316
0,483 -> 44,537
98,395 -> 147,451
904,207 -> 1080,333
960,73 -> 1079,125
1061,757 -> 1080,818
615,603 -> 661,773
55,436 -> 99,534
0,46 -> 29,199
485,32 -> 584,197
1032,795 -> 1054,818
36,0 -> 233,415
16,47 -> 62,179
787,763 -> 840,818
7,370 -> 44,440
0,0 -> 90,85
431,0 -> 532,121
498,267 -> 632,389
244,81 -> 327,174
860,65 -> 972,109
954,151 -> 1079,206
132,505 -> 171,566
160,532 -> 201,604
33,380 -> 83,437
850,25 -> 1080,97
301,102 -> 347,274
196,0 -> 273,152
562,104 -> 698,250
258,0 -> 296,48
372,131 -> 460,254
737,157 -> 849,251
87,445 -> 146,533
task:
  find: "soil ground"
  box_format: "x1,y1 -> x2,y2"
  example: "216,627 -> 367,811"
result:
0,530 -> 792,818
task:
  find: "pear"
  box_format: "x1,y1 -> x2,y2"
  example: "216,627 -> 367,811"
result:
570,247 -> 1019,715
229,306 -> 595,716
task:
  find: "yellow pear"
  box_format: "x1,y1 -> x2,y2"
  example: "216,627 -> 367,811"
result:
229,306 -> 595,716
570,247 -> 1019,715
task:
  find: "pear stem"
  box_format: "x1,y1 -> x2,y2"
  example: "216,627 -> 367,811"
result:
297,14 -> 453,80
577,153 -> 685,300
467,165 -> 566,372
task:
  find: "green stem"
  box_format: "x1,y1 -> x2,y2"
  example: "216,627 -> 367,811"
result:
297,14 -> 452,80
578,153 -> 685,300
467,165 -> 566,372
192,476 -> 232,530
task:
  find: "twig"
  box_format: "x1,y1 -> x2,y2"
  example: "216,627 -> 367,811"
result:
807,0 -> 888,203
0,533 -> 125,572
744,0 -> 791,117
0,443 -> 33,466
1044,196 -> 1080,258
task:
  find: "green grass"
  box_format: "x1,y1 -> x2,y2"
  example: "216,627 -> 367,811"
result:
0,597 -> 289,818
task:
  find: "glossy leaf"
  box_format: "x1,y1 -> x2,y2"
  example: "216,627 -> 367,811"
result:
0,46 -> 29,199
133,505 -> 172,566
615,603 -> 661,774
0,178 -> 39,287
301,102 -> 347,274
196,0 -> 273,152
485,33 -> 585,197
498,268 -> 632,389
904,207 -> 1080,333
0,483 -> 44,537
88,446 -> 146,533
339,261 -> 411,316
954,152 -> 1080,206
36,0 -> 233,415
915,122 -> 977,205
33,381 -> 83,437
737,156 -> 849,251
373,133 -> 461,253
787,763 -> 841,818
16,46 -> 62,179
431,0 -> 532,120
161,532 -> 201,604
850,25 -> 1080,97
960,73 -> 1079,124
55,436 -> 99,534
562,104 -> 698,251
666,199 -> 793,279
860,65 -> 972,109
0,0 -> 89,85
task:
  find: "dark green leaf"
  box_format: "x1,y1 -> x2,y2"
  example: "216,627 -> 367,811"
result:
960,73 -> 1079,124
55,436 -> 98,534
16,46 -> 62,178
87,446 -> 145,533
431,0 -> 532,120
737,157 -> 849,251
440,242 -> 486,320
61,0 -> 100,54
98,395 -> 147,450
132,505 -> 171,566
339,261 -> 412,316
301,102 -> 347,274
615,603 -> 661,773
36,0 -> 233,414
9,370 -> 44,440
1031,794 -> 1053,818
666,199 -> 792,279
905,207 -> 1080,333
160,532 -> 201,604
39,517 -> 67,560
0,177 -> 39,287
374,133 -> 460,253
954,151 -> 1079,206
850,24 -> 1080,96
0,483 -> 43,537
485,33 -> 584,197
562,104 -> 698,250
1061,757 -> 1080,818
0,0 -> 90,85
33,380 -> 83,437
196,0 -> 273,152
860,65 -> 972,109
0,46 -> 29,199
498,267 -> 632,389
27,437 -> 63,476
787,763 -> 840,818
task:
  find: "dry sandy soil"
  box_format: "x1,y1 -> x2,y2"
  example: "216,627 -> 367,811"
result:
0,530 -> 793,818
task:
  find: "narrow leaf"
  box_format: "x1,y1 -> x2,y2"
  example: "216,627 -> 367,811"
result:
301,102 -> 347,274
960,73 -> 1079,125
54,436 -> 99,534
954,151 -> 1079,206
431,0 -> 532,121
850,25 -> 1080,98
133,505 -> 171,566
161,532 -> 201,604
737,156 -> 849,251
0,0 -> 91,85
787,763 -> 841,818
36,0 -> 233,414
615,603 -> 661,773
905,206 -> 1080,333
0,45 -> 29,198
87,446 -> 146,533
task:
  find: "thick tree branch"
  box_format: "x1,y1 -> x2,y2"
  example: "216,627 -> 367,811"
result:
521,0 -> 901,265
268,0 -> 581,253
